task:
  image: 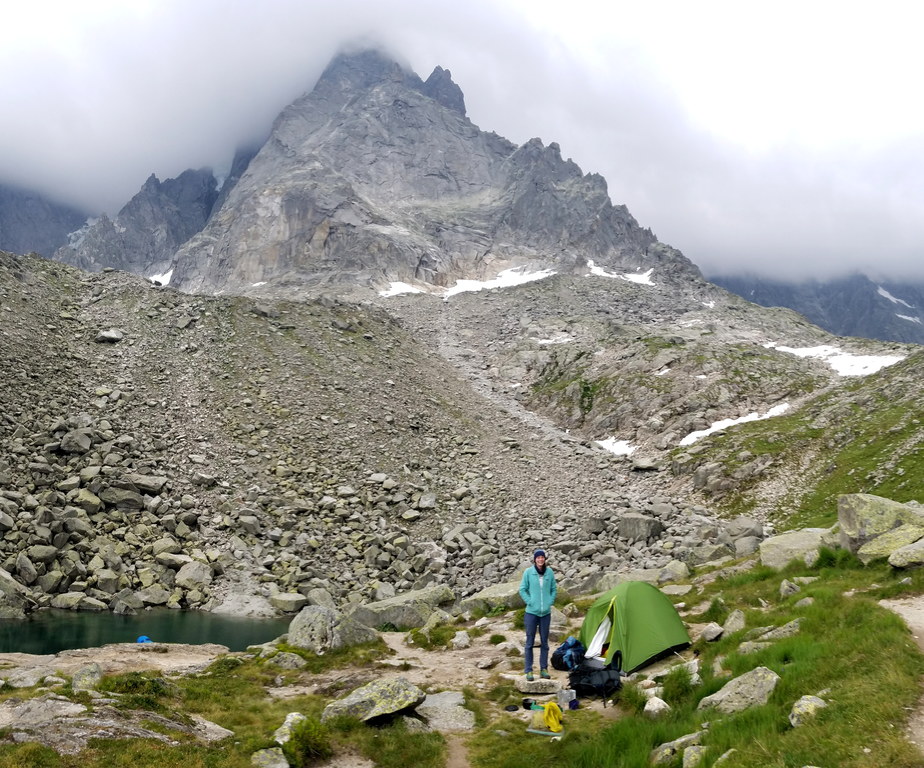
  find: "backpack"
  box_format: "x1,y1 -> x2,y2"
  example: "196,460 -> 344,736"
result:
568,651 -> 623,705
551,636 -> 586,671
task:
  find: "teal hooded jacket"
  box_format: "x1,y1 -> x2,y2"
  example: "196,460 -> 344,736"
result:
519,565 -> 557,617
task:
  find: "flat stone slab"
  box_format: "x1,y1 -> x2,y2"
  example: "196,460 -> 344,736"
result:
415,690 -> 476,732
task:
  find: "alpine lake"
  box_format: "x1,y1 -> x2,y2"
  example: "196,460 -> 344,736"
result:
0,608 -> 293,655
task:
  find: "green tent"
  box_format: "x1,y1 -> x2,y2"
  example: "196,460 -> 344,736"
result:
578,581 -> 690,673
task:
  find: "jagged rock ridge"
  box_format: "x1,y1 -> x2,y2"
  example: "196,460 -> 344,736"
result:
170,49 -> 695,296
53,168 -> 220,279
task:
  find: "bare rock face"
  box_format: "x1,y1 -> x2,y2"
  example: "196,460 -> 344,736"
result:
171,49 -> 695,296
54,168 -> 219,278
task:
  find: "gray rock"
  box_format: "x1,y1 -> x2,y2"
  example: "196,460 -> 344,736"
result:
415,691 -> 476,731
459,580 -> 523,614
723,609 -> 746,635
651,732 -> 703,766
251,748 -> 288,768
71,663 -> 103,692
287,605 -> 378,653
269,652 -> 307,670
175,561 -> 213,590
346,584 -> 454,629
269,593 -> 308,613
697,666 -> 780,714
272,711 -> 306,744
789,694 -> 827,727
618,512 -> 664,543
321,677 -> 426,722
760,528 -> 831,570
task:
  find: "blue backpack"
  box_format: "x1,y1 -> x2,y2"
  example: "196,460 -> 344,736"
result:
551,636 -> 586,671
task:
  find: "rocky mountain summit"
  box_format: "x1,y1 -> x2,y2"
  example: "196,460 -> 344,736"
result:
169,49 -> 693,296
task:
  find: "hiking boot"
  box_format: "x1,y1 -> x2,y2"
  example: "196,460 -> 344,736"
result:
540,670 -> 551,679
525,672 -> 534,681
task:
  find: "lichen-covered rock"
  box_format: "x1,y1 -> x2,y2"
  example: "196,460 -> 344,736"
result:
683,745 -> 708,768
789,694 -> 828,727
697,666 -> 780,714
857,523 -> 924,564
889,537 -> 924,568
71,663 -> 103,692
651,732 -> 702,766
272,711 -> 306,744
320,677 -> 425,722
251,748 -> 288,768
838,494 -> 924,553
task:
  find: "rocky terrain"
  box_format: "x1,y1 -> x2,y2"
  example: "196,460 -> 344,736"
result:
0,49 -> 920,621
0,245 -> 918,622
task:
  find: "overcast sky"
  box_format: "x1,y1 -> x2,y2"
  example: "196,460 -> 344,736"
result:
3,0 -> 923,281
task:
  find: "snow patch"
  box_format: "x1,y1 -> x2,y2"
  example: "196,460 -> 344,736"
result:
680,403 -> 791,447
764,342 -> 905,376
596,437 -> 637,455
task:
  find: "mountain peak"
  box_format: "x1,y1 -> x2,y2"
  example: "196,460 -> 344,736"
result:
315,48 -> 417,95
422,65 -> 466,116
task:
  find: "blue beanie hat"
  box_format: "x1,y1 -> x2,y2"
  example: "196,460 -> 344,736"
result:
533,549 -> 546,560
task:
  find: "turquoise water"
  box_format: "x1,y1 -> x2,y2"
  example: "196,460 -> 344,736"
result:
0,608 -> 292,654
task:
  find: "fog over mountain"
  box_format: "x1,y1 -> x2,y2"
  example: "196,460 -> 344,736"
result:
2,1 -> 924,281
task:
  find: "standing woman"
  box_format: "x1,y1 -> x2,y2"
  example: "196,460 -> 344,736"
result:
519,549 -> 557,681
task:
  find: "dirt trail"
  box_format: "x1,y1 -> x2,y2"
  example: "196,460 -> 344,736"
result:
879,596 -> 924,752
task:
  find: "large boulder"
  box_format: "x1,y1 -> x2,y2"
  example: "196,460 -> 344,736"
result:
838,494 -> 924,553
856,523 -> 924,565
320,677 -> 425,722
459,580 -> 523,615
759,528 -> 833,570
345,584 -> 454,630
0,568 -> 31,619
697,666 -> 780,714
618,512 -> 664,543
174,561 -> 213,590
287,605 -> 378,653
889,537 -> 924,569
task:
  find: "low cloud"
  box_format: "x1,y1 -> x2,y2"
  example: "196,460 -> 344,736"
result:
1,0 -> 922,281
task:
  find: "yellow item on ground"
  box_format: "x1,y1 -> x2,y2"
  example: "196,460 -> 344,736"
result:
543,701 -> 563,732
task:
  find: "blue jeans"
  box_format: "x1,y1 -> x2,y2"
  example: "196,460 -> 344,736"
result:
524,612 -> 551,673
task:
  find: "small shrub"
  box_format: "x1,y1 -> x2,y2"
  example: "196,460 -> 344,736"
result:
660,665 -> 695,707
489,634 -> 506,645
408,623 -> 456,650
615,681 -> 648,715
815,546 -> 863,570
281,717 -> 333,767
98,672 -> 174,713
699,598 -> 728,624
